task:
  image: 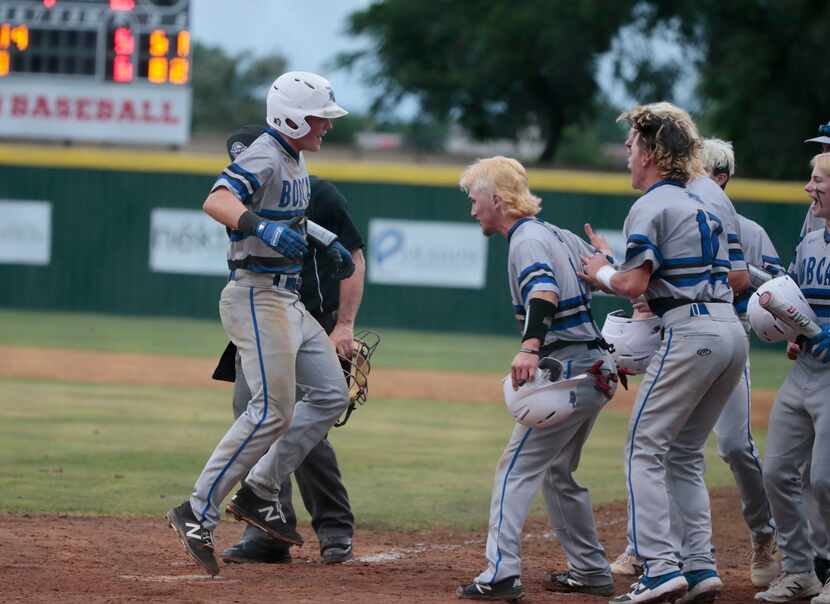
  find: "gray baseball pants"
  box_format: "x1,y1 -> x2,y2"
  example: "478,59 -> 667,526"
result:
189,272 -> 349,529
625,303 -> 746,578
475,346 -> 615,587
763,353 -> 830,573
232,349 -> 354,548
712,340 -> 776,539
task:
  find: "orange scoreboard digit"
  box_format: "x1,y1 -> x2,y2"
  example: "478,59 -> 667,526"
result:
0,0 -> 190,85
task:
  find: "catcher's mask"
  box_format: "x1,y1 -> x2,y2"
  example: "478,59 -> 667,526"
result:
334,330 -> 380,427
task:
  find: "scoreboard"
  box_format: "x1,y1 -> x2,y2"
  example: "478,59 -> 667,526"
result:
0,0 -> 191,145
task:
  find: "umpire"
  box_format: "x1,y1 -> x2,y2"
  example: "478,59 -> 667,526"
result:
213,125 -> 365,564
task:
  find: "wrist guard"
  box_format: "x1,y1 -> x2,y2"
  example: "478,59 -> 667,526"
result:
237,210 -> 262,237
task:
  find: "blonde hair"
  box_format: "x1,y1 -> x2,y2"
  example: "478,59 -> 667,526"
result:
701,138 -> 735,177
617,102 -> 703,182
811,152 -> 830,177
459,156 -> 541,218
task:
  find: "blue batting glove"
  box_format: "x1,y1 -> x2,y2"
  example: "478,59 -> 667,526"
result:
255,220 -> 308,259
326,240 -> 355,280
806,325 -> 830,363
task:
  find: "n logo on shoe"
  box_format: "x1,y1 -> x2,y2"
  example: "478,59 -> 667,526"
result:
185,522 -> 202,540
258,505 -> 285,523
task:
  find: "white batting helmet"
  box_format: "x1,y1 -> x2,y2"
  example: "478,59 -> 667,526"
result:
748,275 -> 816,342
266,71 -> 348,139
600,309 -> 663,374
503,357 -> 584,428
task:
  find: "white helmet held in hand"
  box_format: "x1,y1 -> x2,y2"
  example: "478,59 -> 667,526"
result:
748,275 -> 816,343
266,71 -> 348,139
601,309 -> 662,375
503,357 -> 584,428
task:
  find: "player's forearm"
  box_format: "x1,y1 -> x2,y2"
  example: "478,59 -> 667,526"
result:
335,249 -> 365,326
203,188 -> 247,229
728,268 -> 751,295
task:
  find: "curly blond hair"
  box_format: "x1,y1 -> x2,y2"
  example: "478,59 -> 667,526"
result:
459,156 -> 541,218
811,152 -> 830,177
618,102 -> 703,182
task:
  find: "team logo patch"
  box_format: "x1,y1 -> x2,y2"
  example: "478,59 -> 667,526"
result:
697,348 -> 712,356
229,141 -> 247,158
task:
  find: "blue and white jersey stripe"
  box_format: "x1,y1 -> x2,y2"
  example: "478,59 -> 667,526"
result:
508,219 -> 600,344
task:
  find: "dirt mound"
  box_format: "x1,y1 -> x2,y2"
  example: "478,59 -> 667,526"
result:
0,488 -> 761,603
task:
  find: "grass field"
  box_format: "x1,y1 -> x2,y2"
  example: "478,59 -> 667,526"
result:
0,308 -> 785,529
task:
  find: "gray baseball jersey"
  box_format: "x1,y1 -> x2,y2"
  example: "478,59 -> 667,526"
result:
212,130 -> 310,275
710,214 -> 782,545
734,214 -> 785,317
622,180 -> 733,307
765,224 -> 830,573
188,128 -> 349,529
687,175 -> 747,272
476,217 -> 613,587
799,208 -> 825,242
508,218 -> 600,343
621,180 -> 746,579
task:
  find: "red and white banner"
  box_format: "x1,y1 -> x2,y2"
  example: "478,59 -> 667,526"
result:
0,77 -> 191,145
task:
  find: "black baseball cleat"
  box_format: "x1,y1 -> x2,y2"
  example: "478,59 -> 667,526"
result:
225,483 -> 304,546
166,500 -> 220,577
321,541 -> 353,564
542,570 -> 614,596
457,576 -> 525,601
221,539 -> 292,564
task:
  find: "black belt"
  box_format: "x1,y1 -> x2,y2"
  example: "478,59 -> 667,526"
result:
648,298 -> 729,317
540,338 -> 609,356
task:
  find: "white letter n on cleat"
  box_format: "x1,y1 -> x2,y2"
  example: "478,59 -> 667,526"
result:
258,505 -> 286,523
185,522 -> 201,539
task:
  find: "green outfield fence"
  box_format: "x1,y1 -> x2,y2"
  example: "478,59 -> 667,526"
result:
0,143 -> 812,335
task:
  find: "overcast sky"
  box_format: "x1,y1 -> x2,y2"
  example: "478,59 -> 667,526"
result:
190,0 -> 377,113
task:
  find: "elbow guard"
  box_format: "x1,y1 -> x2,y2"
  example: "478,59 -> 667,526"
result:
522,297 -> 558,343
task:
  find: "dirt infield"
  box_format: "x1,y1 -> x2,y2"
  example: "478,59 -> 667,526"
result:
1,489 -> 761,603
0,345 -> 776,428
1,345 -> 776,602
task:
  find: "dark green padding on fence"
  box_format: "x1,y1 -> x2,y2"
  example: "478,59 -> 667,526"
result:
0,162 -> 812,336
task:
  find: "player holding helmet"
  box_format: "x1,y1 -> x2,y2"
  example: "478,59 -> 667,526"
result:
166,72 -> 350,576
456,156 -> 618,602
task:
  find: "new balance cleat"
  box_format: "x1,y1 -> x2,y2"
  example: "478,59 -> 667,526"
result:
678,569 -> 723,603
543,570 -> 614,596
612,549 -> 646,576
166,500 -> 219,576
610,571 -> 688,603
221,539 -> 292,564
321,541 -> 353,564
457,576 -> 524,602
752,533 -> 781,587
226,483 -> 304,546
812,576 -> 830,604
754,572 -> 822,602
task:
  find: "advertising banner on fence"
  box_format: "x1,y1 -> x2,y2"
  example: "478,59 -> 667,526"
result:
149,208 -> 227,276
0,78 -> 191,145
368,219 -> 488,289
0,200 -> 51,265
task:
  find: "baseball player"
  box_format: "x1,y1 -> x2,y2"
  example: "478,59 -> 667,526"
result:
703,139 -> 782,586
165,71 -> 351,577
582,103 -> 746,604
755,153 -> 830,604
212,125 -> 365,565
456,156 -> 618,602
